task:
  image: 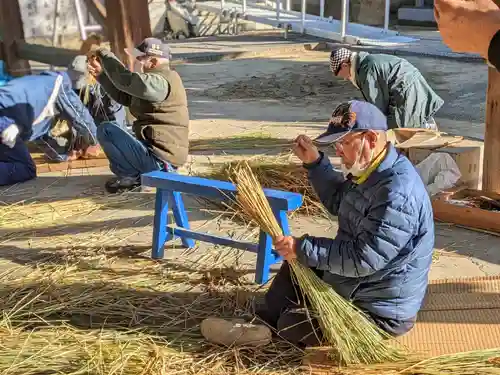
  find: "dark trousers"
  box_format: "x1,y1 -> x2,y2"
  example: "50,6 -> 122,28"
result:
96,121 -> 168,179
0,140 -> 36,186
256,262 -> 415,347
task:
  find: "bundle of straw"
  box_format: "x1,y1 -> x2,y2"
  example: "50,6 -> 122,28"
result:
202,157 -> 328,218
233,162 -> 404,365
81,72 -> 97,106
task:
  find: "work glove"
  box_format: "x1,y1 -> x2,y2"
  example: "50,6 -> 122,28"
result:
1,124 -> 20,148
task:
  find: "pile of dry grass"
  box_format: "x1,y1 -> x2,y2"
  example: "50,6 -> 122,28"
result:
2,180 -> 499,374
201,155 -> 329,219
189,133 -> 293,153
0,259 -> 303,375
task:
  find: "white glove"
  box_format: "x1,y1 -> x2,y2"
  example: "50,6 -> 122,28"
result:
1,124 -> 20,148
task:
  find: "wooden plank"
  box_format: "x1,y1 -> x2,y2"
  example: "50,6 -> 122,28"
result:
483,67 -> 500,193
0,0 -> 31,76
141,171 -> 304,211
432,190 -> 500,234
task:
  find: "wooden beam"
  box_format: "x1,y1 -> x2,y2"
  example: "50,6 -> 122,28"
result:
0,0 -> 31,76
105,0 -> 151,70
482,67 -> 500,193
16,41 -> 79,67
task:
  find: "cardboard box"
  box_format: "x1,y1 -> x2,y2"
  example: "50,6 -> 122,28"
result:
408,140 -> 484,190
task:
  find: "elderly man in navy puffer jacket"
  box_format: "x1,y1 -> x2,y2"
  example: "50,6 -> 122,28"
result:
200,100 -> 434,349
212,100 -> 434,350
263,100 -> 435,346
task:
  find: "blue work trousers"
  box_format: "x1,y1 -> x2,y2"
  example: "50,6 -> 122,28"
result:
97,121 -> 173,179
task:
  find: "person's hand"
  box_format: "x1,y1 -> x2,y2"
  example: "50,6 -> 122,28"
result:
273,235 -> 297,262
434,0 -> 500,58
1,124 -> 19,148
293,135 -> 320,164
87,56 -> 103,78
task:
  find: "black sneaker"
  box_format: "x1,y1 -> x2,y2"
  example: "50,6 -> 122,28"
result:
105,176 -> 141,194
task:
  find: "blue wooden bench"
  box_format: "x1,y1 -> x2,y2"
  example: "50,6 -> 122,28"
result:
141,171 -> 303,284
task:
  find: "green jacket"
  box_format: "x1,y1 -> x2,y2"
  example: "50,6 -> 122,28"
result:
354,52 -> 444,129
96,49 -> 189,167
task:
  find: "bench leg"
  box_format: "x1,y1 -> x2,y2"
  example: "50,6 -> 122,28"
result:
277,209 -> 291,236
255,230 -> 273,284
152,189 -> 169,259
255,209 -> 291,284
168,191 -> 196,248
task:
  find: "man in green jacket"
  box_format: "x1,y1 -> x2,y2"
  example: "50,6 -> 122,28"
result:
329,48 -> 444,130
87,38 -> 189,193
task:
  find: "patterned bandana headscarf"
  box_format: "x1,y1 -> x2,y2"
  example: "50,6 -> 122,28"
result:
329,48 -> 353,75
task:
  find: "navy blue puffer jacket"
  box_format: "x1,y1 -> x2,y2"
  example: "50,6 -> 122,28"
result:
297,144 -> 434,321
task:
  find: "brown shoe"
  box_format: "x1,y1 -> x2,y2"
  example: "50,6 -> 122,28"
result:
200,317 -> 272,347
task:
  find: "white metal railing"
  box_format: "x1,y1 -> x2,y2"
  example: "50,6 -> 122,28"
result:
239,0 -> 392,38
74,0 -> 104,40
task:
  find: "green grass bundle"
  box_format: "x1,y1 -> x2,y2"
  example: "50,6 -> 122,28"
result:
233,161 -> 405,365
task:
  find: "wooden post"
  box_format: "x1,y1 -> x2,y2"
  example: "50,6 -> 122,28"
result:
483,67 -> 500,193
105,0 -> 151,70
129,0 -> 152,45
0,0 -> 31,76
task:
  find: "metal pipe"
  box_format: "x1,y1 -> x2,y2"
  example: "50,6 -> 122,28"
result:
340,0 -> 349,39
319,0 -> 324,19
242,0 -> 247,14
74,0 -> 88,41
384,0 -> 390,32
84,25 -> 103,32
221,0 -> 225,11
51,0 -> 61,70
300,0 -> 306,34
276,0 -> 280,21
285,0 -> 290,11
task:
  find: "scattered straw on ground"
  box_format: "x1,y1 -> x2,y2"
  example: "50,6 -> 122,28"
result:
199,155 -> 330,219
1,186 -> 499,374
189,133 -> 293,153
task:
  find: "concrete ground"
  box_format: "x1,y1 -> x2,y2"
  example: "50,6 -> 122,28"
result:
1,32 -> 498,285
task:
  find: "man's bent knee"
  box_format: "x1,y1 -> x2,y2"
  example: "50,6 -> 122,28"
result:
97,121 -> 124,142
0,162 -> 37,186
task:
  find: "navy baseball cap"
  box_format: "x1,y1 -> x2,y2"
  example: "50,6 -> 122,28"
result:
314,100 -> 388,145
126,37 -> 172,59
